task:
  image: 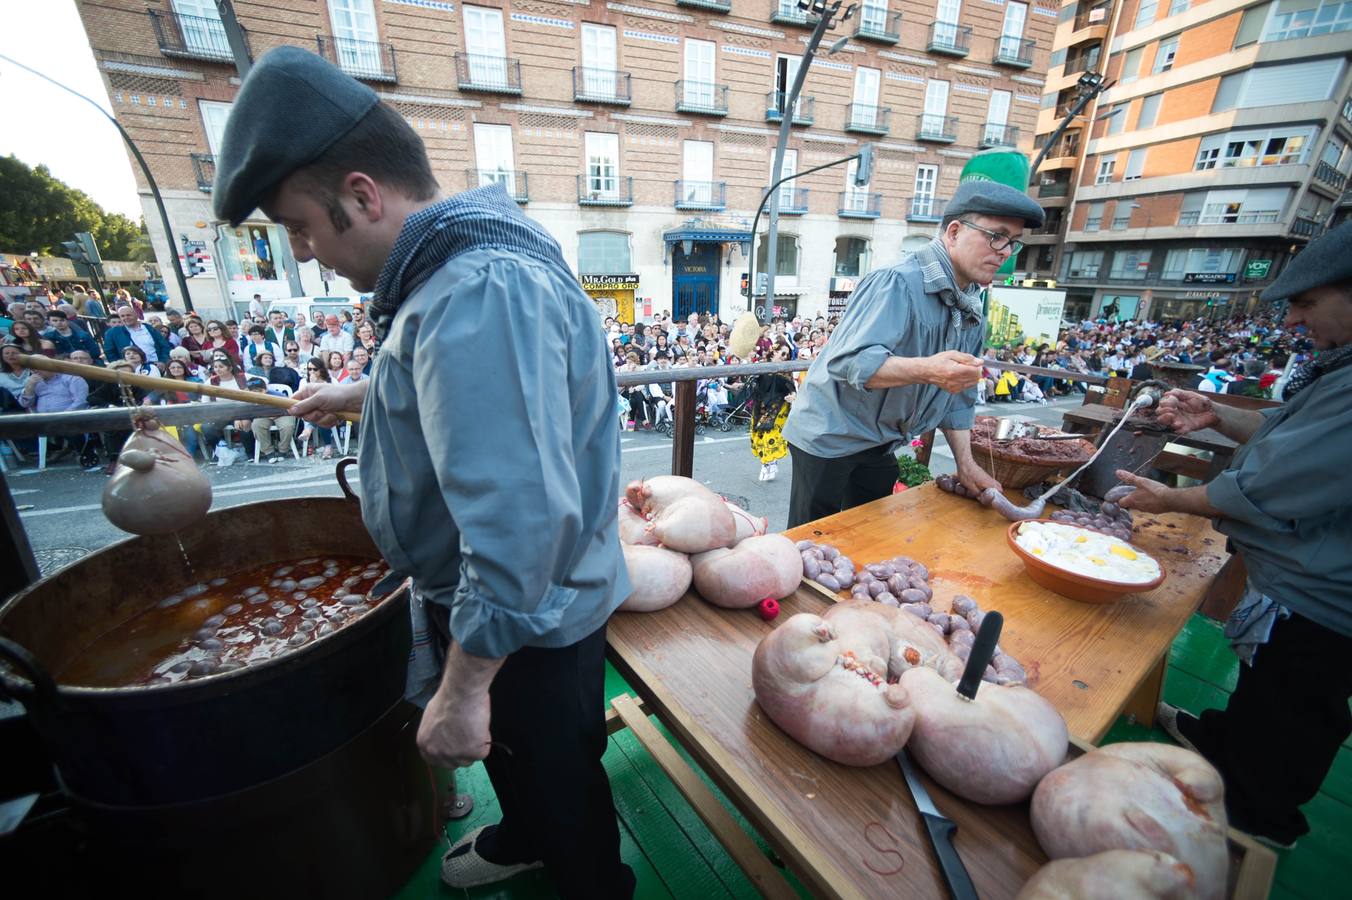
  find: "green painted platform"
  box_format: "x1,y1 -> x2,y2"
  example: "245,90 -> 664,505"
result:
396,614 -> 1350,899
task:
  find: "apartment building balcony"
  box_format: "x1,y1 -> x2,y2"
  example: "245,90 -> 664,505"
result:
1290,216 -> 1326,240
191,153 -> 214,193
1312,161 -> 1348,193
676,81 -> 729,117
1070,4 -> 1111,41
980,123 -> 1019,149
572,67 -> 632,105
905,196 -> 947,223
577,175 -> 633,207
916,113 -> 958,143
838,191 -> 882,219
675,0 -> 731,11
765,91 -> 814,126
455,53 -> 522,94
148,10 -> 250,64
675,180 -> 727,211
317,34 -> 396,83
928,22 -> 972,57
854,11 -> 902,45
770,187 -> 810,215
770,5 -> 813,26
993,35 -> 1035,68
845,104 -> 891,135
466,170 -> 528,204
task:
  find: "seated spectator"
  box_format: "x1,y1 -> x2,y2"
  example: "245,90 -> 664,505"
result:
18,361 -> 90,463
6,320 -> 43,354
354,322 -> 380,359
240,324 -> 281,370
1197,360 -> 1235,393
281,340 -> 309,376
247,374 -> 297,464
318,315 -> 354,355
103,305 -> 172,365
121,345 -> 160,378
264,309 -> 294,347
0,344 -> 30,413
44,310 -> 102,361
326,350 -> 348,383
146,357 -> 204,460
351,346 -> 373,377
247,350 -> 301,393
167,346 -> 206,380
199,358 -> 253,461
343,357 -> 368,384
298,358 -> 341,459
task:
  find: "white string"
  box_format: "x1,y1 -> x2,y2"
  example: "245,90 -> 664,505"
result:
1035,394 -> 1153,504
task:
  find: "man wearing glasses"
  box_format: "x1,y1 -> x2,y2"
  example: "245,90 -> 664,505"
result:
782,180 -> 1045,527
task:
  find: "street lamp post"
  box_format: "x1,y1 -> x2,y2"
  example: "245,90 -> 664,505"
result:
1028,71 -> 1111,183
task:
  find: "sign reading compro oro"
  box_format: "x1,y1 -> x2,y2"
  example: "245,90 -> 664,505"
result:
580,274 -> 640,289
580,273 -> 640,324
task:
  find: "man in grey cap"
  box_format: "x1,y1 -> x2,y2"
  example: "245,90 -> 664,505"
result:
213,47 -> 633,895
782,179 -> 1044,526
1116,219 -> 1352,850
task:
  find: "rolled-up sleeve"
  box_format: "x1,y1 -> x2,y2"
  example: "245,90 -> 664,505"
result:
825,270 -> 911,390
412,261 -> 585,658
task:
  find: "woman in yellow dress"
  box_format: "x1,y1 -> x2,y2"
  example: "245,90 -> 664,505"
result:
750,344 -> 796,481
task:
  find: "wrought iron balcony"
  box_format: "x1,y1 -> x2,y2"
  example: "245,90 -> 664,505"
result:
572,67 -> 631,105
845,104 -> 891,135
770,187 -> 810,215
928,22 -> 972,57
1313,160 -> 1348,192
465,170 -> 529,204
675,180 -> 727,211
316,34 -> 396,83
676,0 -> 731,10
770,5 -> 812,26
454,52 -> 523,94
1074,4 -> 1111,32
191,153 -> 215,193
1038,181 -> 1071,199
980,123 -> 1020,148
765,91 -> 815,126
676,81 -> 729,116
916,113 -> 958,143
577,175 -> 634,207
993,35 -> 1035,68
1177,210 -> 1280,226
148,10 -> 250,64
906,196 -> 948,223
838,191 -> 882,219
854,11 -> 902,44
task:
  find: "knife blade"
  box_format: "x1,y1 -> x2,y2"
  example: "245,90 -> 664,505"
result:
896,749 -> 980,900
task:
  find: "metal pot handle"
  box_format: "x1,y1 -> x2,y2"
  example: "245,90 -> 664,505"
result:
0,636 -> 58,704
335,456 -> 360,506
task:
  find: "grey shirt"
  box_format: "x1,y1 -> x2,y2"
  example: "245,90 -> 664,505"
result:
358,249 -> 631,658
782,252 -> 982,458
1206,363 -> 1352,637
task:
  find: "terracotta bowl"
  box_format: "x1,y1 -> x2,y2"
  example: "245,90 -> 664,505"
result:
1005,521 -> 1167,604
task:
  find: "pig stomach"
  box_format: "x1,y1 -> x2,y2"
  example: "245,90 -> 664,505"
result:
1016,850 -> 1197,900
752,613 -> 914,767
692,534 -> 803,608
626,476 -> 737,553
619,544 -> 692,612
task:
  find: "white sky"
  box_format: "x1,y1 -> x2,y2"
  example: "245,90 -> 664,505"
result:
0,0 -> 144,220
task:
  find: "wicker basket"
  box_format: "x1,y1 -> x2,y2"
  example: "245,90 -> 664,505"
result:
970,429 -> 1096,489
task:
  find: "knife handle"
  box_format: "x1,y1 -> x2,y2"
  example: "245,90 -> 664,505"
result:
921,812 -> 981,900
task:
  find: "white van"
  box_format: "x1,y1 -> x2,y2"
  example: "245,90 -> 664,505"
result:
264,296 -> 365,328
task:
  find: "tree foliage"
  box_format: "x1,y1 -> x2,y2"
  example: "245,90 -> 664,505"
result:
0,154 -> 146,260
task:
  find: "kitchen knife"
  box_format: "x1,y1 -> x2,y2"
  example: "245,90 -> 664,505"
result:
957,610 -> 1003,702
896,749 -> 980,900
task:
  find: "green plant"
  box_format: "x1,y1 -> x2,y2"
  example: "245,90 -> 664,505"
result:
896,453 -> 933,488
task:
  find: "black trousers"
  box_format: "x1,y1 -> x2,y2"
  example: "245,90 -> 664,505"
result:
479,625 -> 634,898
787,442 -> 898,529
1191,613 -> 1352,834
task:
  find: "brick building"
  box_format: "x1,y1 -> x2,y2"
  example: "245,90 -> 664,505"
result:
1027,0 -> 1352,322
74,0 -> 1056,321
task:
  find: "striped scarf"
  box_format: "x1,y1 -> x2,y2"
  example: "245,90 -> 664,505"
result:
913,238 -> 984,331
367,183 -> 570,340
1282,342 -> 1352,401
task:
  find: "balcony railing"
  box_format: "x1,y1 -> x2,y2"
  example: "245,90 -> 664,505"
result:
928,22 -> 972,57
916,113 -> 958,143
770,5 -> 812,26
838,191 -> 882,219
675,180 -> 727,211
466,170 -> 529,204
1074,5 -> 1111,31
1038,181 -> 1071,198
676,81 -> 729,116
1064,51 -> 1102,76
1177,210 -> 1281,226
676,0 -> 731,10
1290,216 -> 1326,239
316,34 -> 397,83
1313,160 -> 1349,191
191,153 -> 215,193
765,91 -> 815,126
846,104 -> 891,135
854,11 -> 902,44
980,123 -> 1020,148
906,196 -> 947,223
149,10 -> 249,63
1055,102 -> 1090,120
454,52 -> 523,94
573,67 -> 632,105
577,175 -> 634,207
770,187 -> 810,215
993,35 -> 1035,68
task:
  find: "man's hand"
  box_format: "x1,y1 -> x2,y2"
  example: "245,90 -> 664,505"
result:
1113,470 -> 1176,514
1156,390 -> 1219,436
416,681 -> 493,769
289,380 -> 367,428
922,350 -> 983,394
957,460 -> 1002,495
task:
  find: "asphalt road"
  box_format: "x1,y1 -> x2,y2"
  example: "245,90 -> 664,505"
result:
10,396 -> 1085,576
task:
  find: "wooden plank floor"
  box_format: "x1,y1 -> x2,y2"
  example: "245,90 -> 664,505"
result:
394,615 -> 1346,899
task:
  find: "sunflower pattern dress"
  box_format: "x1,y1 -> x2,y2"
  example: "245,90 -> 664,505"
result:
751,400 -> 790,464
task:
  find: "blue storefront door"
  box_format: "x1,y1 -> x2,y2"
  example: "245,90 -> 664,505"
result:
672,243 -> 720,321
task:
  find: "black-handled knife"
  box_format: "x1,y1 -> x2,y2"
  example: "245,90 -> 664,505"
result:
957,611 -> 1003,701
896,749 -> 980,900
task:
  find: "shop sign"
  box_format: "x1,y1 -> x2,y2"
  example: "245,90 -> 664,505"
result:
830,276 -> 857,294
1183,272 -> 1236,285
580,274 -> 639,290
1243,259 -> 1272,280
1181,291 -> 1225,300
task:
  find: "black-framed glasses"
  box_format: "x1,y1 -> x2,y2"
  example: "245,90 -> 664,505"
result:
958,219 -> 1025,255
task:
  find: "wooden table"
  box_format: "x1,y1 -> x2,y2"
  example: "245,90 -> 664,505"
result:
604,486 -> 1253,899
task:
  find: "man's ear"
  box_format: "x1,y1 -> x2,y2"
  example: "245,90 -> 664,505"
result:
344,173 -> 383,222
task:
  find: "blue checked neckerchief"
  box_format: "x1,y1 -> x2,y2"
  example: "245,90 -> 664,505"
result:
1282,342 -> 1352,401
912,238 -> 984,332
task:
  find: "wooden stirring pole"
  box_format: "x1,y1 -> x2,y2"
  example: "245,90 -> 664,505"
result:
18,354 -> 361,423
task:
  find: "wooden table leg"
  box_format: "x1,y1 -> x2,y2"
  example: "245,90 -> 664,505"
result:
1121,655 -> 1169,729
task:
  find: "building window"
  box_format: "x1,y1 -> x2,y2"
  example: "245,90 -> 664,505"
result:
834,237 -> 871,277
1134,0 -> 1159,30
853,66 -> 882,126
683,39 -> 717,108
1322,136 -> 1347,171
861,0 -> 890,34
1106,102 -> 1127,135
999,2 -> 1028,58
1120,46 -> 1144,83
580,23 -> 619,99
1153,35 -> 1179,73
577,231 -> 631,273
1137,93 -> 1162,128
1108,248 -> 1153,279
935,0 -> 963,42
1124,148 -> 1148,180
913,164 -> 939,217
1168,0 -> 1189,15
219,223 -> 291,284
1265,0 -> 1352,42
199,100 -> 232,156
1162,247 -> 1240,280
464,5 -> 509,85
681,139 -> 715,205
922,78 -> 949,134
584,132 -> 620,198
329,0 -> 382,77
473,123 -> 516,192
775,55 -> 803,117
774,149 -> 800,207
756,234 -> 799,278
1085,201 -> 1105,231
1111,207 -> 1133,230
1095,157 -> 1116,184
173,0 -> 229,56
1179,187 -> 1291,225
1195,126 -> 1316,170
1068,250 -> 1103,278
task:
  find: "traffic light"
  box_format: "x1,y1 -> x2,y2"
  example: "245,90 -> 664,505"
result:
61,240 -> 91,268
853,143 -> 875,187
185,247 -> 206,277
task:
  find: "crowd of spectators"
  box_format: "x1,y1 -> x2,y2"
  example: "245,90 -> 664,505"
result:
0,288 -> 373,471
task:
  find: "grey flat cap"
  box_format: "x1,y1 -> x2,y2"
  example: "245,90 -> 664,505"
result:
944,180 -> 1045,228
212,46 -> 380,226
1261,219 -> 1352,302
